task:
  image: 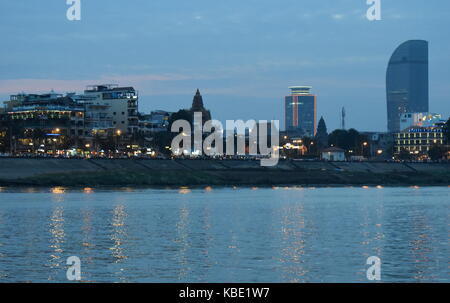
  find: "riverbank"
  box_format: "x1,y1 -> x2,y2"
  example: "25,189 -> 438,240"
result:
0,158 -> 449,187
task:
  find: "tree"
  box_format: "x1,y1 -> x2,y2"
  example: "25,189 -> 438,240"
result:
328,128 -> 366,154
151,131 -> 174,156
315,116 -> 328,149
398,148 -> 412,161
444,118 -> 450,144
168,110 -> 193,130
428,144 -> 445,161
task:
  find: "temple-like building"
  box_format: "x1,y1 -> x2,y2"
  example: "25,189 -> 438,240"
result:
190,89 -> 211,122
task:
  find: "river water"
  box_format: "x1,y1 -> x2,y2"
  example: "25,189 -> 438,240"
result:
0,186 -> 448,282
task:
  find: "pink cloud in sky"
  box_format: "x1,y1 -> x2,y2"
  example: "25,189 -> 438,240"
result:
0,73 -> 196,95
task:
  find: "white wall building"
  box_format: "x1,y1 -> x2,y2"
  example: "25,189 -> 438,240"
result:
321,147 -> 346,161
83,84 -> 139,135
399,112 -> 444,131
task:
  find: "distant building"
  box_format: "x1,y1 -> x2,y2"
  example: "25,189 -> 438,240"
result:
394,124 -> 445,155
361,132 -> 394,159
70,93 -> 114,137
139,110 -> 172,135
190,89 -> 211,123
0,110 -> 8,152
386,40 -> 429,132
321,147 -> 346,161
285,86 -> 317,137
399,112 -> 444,131
6,92 -> 85,137
83,84 -> 139,135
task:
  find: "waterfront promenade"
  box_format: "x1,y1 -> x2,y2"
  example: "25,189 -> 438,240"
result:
0,158 -> 449,187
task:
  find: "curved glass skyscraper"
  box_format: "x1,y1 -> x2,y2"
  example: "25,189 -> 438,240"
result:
386,40 -> 429,132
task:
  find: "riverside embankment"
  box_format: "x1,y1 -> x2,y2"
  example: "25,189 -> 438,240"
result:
0,158 -> 449,187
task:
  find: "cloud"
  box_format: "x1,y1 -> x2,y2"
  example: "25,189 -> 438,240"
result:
332,14 -> 345,20
0,73 -> 202,95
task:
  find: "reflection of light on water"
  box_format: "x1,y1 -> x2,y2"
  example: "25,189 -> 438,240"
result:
81,209 -> 94,249
408,212 -> 436,281
0,209 -> 4,279
179,187 -> 191,194
356,199 -> 385,281
48,205 -> 65,280
175,205 -> 190,280
279,204 -> 308,282
83,187 -> 94,194
51,187 -> 66,194
110,205 -> 128,263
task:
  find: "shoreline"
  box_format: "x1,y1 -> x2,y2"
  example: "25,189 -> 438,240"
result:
0,158 -> 449,188
1,183 -> 449,190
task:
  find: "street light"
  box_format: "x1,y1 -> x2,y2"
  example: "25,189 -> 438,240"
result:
115,129 -> 122,155
362,142 -> 368,157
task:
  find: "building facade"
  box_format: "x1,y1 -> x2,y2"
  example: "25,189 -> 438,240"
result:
386,40 -> 429,133
83,84 -> 139,135
394,125 -> 445,155
399,112 -> 444,131
321,147 -> 346,161
361,131 -> 394,158
6,92 -> 85,137
139,110 -> 172,135
285,86 -> 317,137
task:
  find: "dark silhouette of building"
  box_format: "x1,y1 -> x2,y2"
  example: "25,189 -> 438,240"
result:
190,89 -> 211,122
386,40 -> 429,132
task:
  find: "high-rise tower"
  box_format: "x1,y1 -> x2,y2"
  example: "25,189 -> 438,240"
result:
284,86 -> 317,137
386,40 -> 429,132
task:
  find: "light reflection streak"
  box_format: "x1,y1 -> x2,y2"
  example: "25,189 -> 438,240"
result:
48,205 -> 65,281
279,203 -> 308,282
51,187 -> 66,195
83,187 -> 94,194
175,204 -> 190,280
179,187 -> 191,194
109,204 -> 129,282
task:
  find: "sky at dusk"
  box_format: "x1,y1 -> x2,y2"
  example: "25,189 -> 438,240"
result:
0,0 -> 449,132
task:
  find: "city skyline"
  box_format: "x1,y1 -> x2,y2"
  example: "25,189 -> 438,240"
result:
0,1 -> 449,132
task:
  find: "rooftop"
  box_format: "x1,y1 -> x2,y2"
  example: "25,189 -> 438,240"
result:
289,86 -> 313,95
85,84 -> 135,93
